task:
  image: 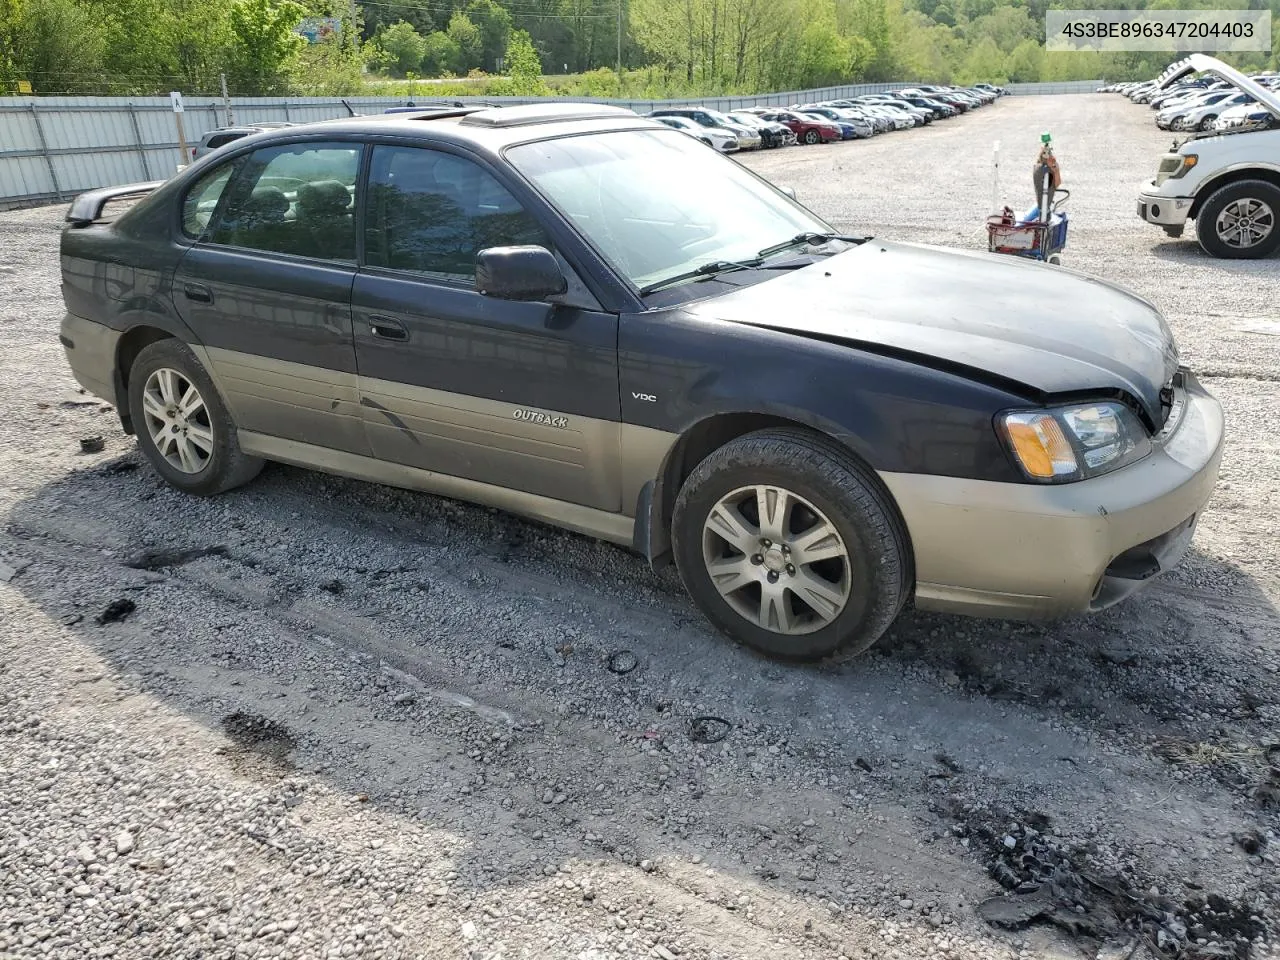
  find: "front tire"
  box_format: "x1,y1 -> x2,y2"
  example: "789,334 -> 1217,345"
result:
1195,179 -> 1280,259
672,429 -> 911,661
803,129 -> 820,145
127,339 -> 263,496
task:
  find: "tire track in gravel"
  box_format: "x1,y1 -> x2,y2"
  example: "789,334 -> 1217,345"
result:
3,524 -> 999,955
5,458 -> 1274,917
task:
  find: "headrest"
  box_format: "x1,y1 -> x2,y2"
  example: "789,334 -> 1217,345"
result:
297,180 -> 350,218
243,186 -> 288,221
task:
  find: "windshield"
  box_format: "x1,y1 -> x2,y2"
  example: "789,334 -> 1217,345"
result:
507,129 -> 831,292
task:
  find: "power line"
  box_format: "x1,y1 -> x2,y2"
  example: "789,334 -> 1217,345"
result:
359,0 -> 618,16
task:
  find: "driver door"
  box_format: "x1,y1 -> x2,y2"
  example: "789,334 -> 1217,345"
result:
351,143 -> 623,512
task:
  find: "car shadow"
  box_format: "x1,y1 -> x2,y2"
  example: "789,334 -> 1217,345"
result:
1150,238 -> 1280,269
5,452 -> 1278,939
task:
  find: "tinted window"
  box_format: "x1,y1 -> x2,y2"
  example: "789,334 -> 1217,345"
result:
208,142 -> 360,261
182,163 -> 235,238
205,133 -> 243,150
364,145 -> 549,281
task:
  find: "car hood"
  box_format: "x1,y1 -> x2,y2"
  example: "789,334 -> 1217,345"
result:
688,241 -> 1179,423
1158,54 -> 1280,121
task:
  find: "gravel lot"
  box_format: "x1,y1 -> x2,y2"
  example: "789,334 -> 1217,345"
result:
1,94 -> 1278,960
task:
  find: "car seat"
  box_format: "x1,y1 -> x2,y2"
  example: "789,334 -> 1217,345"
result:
296,179 -> 354,260
222,186 -> 290,250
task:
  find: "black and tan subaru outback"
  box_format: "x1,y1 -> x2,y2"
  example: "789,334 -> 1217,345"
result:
59,102 -> 1224,661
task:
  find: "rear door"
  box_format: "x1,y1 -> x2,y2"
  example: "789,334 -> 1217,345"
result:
173,140 -> 368,455
350,142 -> 622,512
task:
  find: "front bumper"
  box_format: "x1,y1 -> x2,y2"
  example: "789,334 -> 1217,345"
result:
880,372 -> 1224,619
1137,187 -> 1193,228
60,313 -> 121,404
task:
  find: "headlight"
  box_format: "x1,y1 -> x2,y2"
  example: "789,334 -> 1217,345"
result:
1000,402 -> 1152,482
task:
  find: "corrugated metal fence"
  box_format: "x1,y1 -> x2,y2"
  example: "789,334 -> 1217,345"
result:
0,79 -> 1103,208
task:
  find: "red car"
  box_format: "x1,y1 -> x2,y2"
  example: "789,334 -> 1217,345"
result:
756,109 -> 841,144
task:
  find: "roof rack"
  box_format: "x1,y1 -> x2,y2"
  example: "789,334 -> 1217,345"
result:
459,102 -> 636,128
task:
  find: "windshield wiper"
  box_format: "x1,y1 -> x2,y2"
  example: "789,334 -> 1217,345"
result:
756,231 -> 869,260
639,258 -> 762,295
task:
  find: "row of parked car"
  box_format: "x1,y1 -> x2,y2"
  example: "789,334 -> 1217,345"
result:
1099,73 -> 1280,133
644,84 -> 1006,153
190,84 -> 1005,161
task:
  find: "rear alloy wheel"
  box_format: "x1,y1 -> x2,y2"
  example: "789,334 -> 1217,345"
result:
672,429 -> 910,661
803,129 -> 820,145
1198,114 -> 1217,131
141,367 -> 214,475
127,338 -> 263,496
1195,180 -> 1280,259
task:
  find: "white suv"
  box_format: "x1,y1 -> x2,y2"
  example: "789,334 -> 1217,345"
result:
1137,55 -> 1280,259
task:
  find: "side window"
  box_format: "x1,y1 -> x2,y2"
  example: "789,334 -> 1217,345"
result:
364,145 -> 550,282
205,133 -> 243,150
182,163 -> 235,238
208,142 -> 360,262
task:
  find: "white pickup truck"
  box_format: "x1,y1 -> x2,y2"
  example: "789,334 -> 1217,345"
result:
1137,55 -> 1280,259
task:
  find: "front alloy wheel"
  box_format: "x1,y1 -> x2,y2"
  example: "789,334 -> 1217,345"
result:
1215,198 -> 1274,251
1196,179 -> 1280,259
141,368 -> 214,474
672,428 -> 911,661
703,485 -> 851,635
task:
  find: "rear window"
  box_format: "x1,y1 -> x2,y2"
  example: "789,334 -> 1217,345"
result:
205,133 -> 244,150
207,142 -> 362,262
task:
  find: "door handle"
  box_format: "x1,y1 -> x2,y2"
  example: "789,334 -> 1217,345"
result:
368,316 -> 408,341
183,283 -> 213,303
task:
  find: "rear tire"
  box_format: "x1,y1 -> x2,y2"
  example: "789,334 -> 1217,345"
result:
672,429 -> 911,661
803,129 -> 820,145
1198,115 -> 1217,131
1195,179 -> 1280,259
127,339 -> 263,497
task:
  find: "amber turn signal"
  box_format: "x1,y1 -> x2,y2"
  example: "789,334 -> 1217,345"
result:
1004,412 -> 1078,480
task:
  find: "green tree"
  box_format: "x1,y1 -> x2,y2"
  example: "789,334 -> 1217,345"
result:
491,27 -> 547,92
0,0 -> 20,86
465,0 -> 512,70
359,0 -> 433,42
446,10 -> 482,70
377,20 -> 426,75
296,25 -> 367,93
795,17 -> 852,86
14,0 -> 106,92
226,0 -> 307,94
955,34 -> 1005,82
420,30 -> 462,74
1004,36 -> 1042,80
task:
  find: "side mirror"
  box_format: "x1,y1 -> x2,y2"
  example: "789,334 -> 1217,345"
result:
476,245 -> 567,301
779,185 -> 797,201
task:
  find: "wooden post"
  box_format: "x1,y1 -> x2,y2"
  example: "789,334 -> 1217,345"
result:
170,91 -> 189,170
220,73 -> 235,127
174,112 -> 189,166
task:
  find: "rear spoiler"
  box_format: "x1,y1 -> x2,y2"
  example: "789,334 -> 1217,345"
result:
66,180 -> 165,227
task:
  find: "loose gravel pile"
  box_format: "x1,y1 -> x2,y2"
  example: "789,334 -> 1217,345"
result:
1,94 -> 1277,960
